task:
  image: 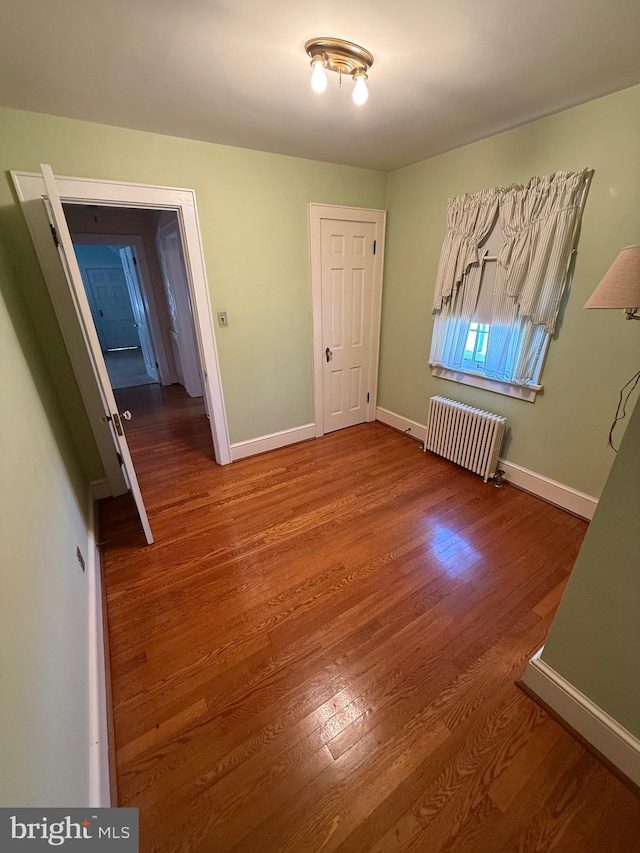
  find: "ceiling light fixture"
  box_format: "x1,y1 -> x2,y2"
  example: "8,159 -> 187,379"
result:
305,37 -> 374,105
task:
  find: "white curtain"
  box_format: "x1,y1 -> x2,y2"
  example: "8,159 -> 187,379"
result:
430,188 -> 499,369
483,169 -> 591,383
430,169 -> 591,385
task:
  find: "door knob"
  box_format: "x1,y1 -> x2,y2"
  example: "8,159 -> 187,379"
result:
326,347 -> 333,362
121,410 -> 132,421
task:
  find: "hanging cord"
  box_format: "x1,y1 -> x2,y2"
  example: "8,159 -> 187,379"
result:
608,367 -> 640,451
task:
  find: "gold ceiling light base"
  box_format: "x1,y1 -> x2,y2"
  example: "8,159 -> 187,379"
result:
305,37 -> 374,77
304,37 -> 374,104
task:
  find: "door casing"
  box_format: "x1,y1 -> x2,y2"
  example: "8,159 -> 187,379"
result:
309,203 -> 387,437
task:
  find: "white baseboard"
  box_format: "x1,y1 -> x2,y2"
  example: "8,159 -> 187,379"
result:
87,493 -> 111,807
375,407 -> 427,443
522,649 -> 640,787
90,479 -> 112,501
497,459 -> 597,520
375,406 -> 597,520
230,423 -> 316,462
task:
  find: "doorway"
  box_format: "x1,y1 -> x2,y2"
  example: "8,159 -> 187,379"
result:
63,203 -> 214,492
73,242 -> 158,389
65,203 -> 207,397
13,168 -> 231,543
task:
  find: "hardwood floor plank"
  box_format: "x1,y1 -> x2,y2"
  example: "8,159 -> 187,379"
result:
116,698 -> 209,767
97,385 -> 640,852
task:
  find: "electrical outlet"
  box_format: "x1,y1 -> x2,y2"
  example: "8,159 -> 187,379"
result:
76,546 -> 86,572
217,311 -> 228,327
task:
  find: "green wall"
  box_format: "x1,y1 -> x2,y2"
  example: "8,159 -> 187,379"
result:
0,234 -> 91,805
381,85 -> 640,497
541,397 -> 640,737
0,108 -> 388,465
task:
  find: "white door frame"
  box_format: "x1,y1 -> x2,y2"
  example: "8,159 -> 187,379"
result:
309,203 -> 387,438
12,171 -> 232,485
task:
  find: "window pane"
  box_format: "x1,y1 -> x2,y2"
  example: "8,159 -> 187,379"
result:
464,328 -> 477,359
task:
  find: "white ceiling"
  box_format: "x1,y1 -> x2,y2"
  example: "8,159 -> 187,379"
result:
2,0 -> 639,171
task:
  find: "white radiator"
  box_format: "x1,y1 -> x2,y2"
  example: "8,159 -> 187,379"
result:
425,396 -> 507,483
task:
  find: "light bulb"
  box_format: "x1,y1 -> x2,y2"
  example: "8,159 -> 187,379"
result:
310,59 -> 328,94
352,72 -> 368,105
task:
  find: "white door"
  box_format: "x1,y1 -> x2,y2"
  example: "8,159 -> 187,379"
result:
85,266 -> 139,350
119,246 -> 159,382
321,218 -> 377,433
156,220 -> 203,398
40,164 -> 154,545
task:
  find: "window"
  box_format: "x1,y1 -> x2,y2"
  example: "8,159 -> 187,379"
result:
429,170 -> 592,401
463,322 -> 489,369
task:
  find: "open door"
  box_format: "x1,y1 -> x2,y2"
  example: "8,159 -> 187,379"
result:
119,246 -> 159,383
156,218 -> 203,398
40,164 -> 154,545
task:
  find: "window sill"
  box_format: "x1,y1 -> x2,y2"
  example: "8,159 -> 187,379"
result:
430,365 -> 542,402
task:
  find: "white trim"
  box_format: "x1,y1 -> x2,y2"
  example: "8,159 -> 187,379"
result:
498,459 -> 597,520
309,203 -> 386,438
375,407 -> 427,443
90,479 -> 112,501
374,405 -> 598,519
11,170 -> 231,469
431,365 -> 541,402
87,495 -> 111,806
230,424 -> 316,461
522,649 -> 640,787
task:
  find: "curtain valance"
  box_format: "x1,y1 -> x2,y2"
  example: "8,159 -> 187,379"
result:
429,168 -> 592,387
496,169 -> 591,333
432,187 -> 499,311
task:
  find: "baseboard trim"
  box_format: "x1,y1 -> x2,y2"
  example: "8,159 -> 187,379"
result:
522,649 -> 640,787
375,406 -> 597,519
90,479 -> 112,501
497,459 -> 597,520
87,494 -> 111,807
230,423 -> 316,462
375,407 -> 427,443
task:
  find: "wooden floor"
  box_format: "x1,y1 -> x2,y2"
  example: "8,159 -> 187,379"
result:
100,384 -> 640,852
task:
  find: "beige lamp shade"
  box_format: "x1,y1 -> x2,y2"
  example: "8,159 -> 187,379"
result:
584,245 -> 640,310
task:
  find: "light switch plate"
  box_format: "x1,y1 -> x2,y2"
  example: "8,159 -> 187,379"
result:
217,311 -> 228,327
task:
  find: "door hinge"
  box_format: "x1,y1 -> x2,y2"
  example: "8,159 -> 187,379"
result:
155,361 -> 159,368
373,240 -> 377,255
367,392 -> 370,403
50,224 -> 60,248
116,452 -> 123,467
132,256 -> 137,266
112,412 -> 124,437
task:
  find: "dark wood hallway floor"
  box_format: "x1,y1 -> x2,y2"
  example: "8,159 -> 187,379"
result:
99,384 -> 640,852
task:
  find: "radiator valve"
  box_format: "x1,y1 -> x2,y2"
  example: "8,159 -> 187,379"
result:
492,469 -> 505,488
